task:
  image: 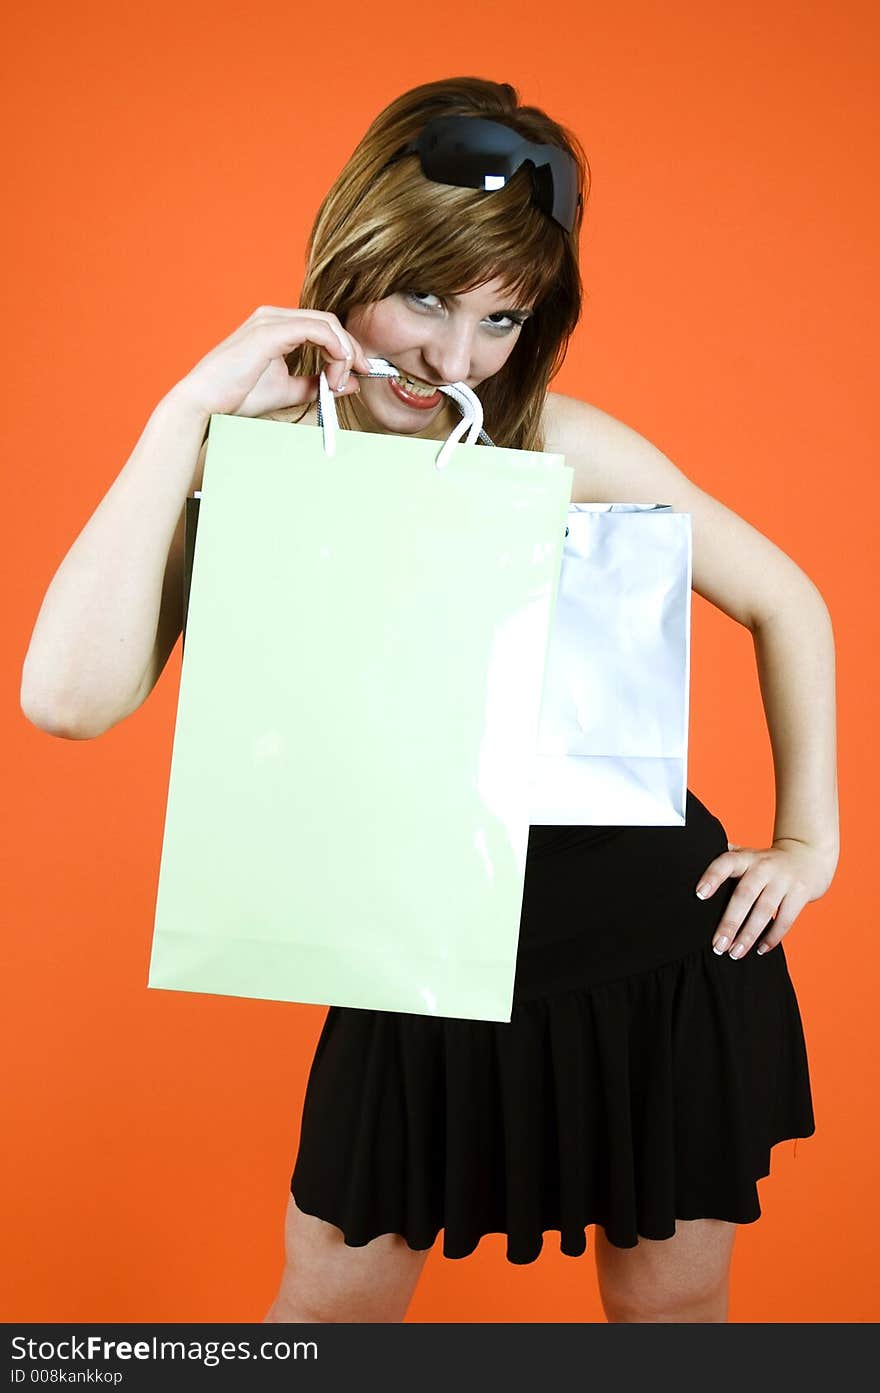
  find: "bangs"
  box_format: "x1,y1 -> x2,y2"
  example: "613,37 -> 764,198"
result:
391,215 -> 563,309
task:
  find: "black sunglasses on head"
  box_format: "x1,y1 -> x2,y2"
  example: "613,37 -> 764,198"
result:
384,115 -> 582,234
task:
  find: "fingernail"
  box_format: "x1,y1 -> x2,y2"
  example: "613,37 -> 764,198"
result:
729,943 -> 745,960
712,936 -> 729,954
696,883 -> 711,898
756,945 -> 768,955
340,370 -> 349,389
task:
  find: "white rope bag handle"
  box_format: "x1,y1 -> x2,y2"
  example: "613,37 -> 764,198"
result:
316,357 -> 495,467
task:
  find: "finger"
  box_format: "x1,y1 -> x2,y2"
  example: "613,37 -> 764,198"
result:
282,371 -> 361,406
271,309 -> 371,377
695,848 -> 751,899
245,307 -> 372,378
723,883 -> 787,959
253,318 -> 356,389
247,309 -> 355,368
285,309 -> 370,376
325,316 -> 373,375
755,884 -> 810,954
323,320 -> 357,382
349,339 -> 373,375
710,868 -> 775,953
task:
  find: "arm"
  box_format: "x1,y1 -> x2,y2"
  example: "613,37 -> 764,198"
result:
21,308 -> 371,741
20,390 -> 210,739
546,391 -> 840,886
753,603 -> 839,869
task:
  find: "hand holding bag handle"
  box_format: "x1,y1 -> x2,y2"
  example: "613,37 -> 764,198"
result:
184,364 -> 495,646
316,357 -> 495,466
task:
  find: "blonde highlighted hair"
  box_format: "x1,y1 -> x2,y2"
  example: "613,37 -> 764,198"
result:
286,76 -> 590,451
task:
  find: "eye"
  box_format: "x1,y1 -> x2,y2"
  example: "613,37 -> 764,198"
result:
403,290 -> 442,310
485,311 -> 529,331
403,291 -> 529,334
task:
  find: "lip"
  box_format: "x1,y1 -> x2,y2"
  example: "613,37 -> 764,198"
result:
386,375 -> 443,410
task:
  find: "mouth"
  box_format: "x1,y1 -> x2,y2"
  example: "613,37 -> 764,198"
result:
386,371 -> 444,410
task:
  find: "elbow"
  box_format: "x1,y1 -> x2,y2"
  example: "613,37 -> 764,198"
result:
19,667 -> 112,740
801,574 -> 833,623
752,574 -> 834,634
20,688 -> 100,740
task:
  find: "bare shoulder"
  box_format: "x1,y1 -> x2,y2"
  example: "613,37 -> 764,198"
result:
540,390 -> 644,503
539,390 -> 823,628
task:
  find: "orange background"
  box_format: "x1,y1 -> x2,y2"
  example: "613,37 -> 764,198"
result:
3,0 -> 877,1323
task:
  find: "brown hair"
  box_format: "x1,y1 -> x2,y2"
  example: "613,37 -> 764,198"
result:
285,76 -> 590,451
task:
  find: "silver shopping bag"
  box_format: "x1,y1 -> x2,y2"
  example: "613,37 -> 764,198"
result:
527,503 -> 692,825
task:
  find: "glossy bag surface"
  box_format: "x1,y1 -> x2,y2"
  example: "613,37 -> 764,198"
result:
149,409 -> 573,1022
528,503 -> 692,825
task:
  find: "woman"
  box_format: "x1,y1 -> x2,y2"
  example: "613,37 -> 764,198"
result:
20,77 -> 838,1323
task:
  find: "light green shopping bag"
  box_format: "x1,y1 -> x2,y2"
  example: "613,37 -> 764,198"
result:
148,377 -> 572,1022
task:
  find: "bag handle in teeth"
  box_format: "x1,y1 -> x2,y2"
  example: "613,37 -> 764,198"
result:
316,357 -> 494,466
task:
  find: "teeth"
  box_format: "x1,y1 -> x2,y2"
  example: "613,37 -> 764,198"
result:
394,374 -> 439,398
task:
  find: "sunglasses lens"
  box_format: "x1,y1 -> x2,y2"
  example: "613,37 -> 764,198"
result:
421,123 -> 520,190
548,160 -> 579,230
406,117 -> 579,232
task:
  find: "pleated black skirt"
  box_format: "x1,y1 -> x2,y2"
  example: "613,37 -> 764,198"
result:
290,789 -> 816,1264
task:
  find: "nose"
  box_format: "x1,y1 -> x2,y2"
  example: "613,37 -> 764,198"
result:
419,320 -> 476,386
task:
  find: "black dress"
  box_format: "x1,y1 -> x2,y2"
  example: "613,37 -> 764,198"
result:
290,789 -> 815,1264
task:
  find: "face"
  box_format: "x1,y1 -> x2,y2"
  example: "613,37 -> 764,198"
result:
342,276 -> 533,438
